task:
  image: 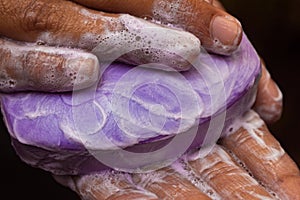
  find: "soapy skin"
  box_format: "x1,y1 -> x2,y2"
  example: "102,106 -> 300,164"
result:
54,110 -> 300,200
0,38 -> 99,92
72,0 -> 242,55
0,0 -> 201,73
253,61 -> 283,124
220,111 -> 300,200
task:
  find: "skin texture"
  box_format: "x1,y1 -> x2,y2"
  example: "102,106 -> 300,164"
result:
220,112 -> 300,200
55,111 -> 300,200
0,0 -> 117,46
0,38 -> 100,92
253,60 -> 283,124
0,0 -> 242,55
72,0 -> 242,55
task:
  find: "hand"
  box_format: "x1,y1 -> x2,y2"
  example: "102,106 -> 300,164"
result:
0,0 -> 242,92
1,0 -> 292,199
53,1 -> 294,200
52,10 -> 290,200
55,110 -> 300,200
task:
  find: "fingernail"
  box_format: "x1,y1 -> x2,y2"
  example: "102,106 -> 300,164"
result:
211,16 -> 241,46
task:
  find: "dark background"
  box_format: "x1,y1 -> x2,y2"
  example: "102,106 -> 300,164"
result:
0,0 -> 299,199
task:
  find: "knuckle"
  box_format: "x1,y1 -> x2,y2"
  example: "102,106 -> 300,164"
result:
21,0 -> 62,32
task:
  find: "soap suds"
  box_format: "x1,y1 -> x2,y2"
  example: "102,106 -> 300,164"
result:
0,38 -> 99,92
172,159 -> 221,200
91,14 -> 201,70
225,148 -> 281,200
152,0 -> 183,25
36,8 -> 201,70
75,171 -> 158,199
255,71 -> 283,123
187,146 -> 276,199
232,111 -> 285,161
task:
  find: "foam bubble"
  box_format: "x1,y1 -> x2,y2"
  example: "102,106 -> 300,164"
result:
0,38 -> 99,92
92,14 -> 201,70
171,159 -> 221,200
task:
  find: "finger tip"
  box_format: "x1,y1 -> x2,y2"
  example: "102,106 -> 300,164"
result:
212,15 -> 242,44
210,15 -> 243,55
66,54 -> 100,91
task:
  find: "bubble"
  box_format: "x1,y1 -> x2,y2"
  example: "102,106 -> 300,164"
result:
90,14 -> 200,70
8,80 -> 16,87
171,160 -> 221,200
0,72 -> 18,91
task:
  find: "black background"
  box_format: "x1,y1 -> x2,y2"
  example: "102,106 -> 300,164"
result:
0,0 -> 299,199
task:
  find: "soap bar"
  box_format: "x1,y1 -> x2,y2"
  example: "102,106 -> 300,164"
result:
0,35 -> 261,175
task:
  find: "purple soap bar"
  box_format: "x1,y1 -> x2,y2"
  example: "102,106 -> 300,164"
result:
0,35 -> 261,175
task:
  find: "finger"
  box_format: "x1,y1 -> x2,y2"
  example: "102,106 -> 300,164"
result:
0,37 -> 99,92
0,0 -> 201,71
56,168 -> 211,200
132,167 -> 211,200
220,110 -> 300,200
188,145 -> 274,200
253,60 -> 283,124
72,0 -> 242,55
54,172 -> 159,200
